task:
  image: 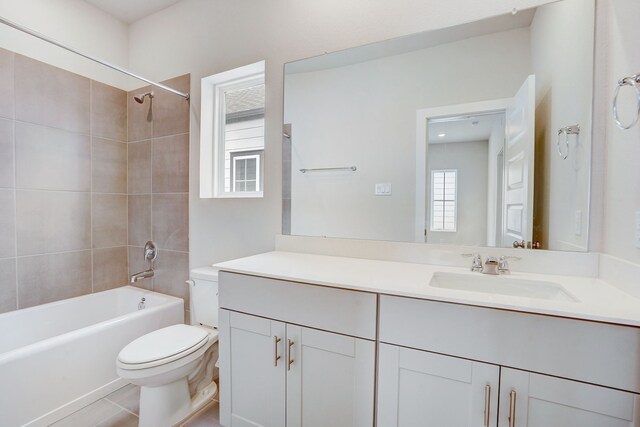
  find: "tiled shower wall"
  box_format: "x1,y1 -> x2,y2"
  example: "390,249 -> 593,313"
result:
0,46 -> 190,315
0,47 -> 128,313
126,75 -> 191,320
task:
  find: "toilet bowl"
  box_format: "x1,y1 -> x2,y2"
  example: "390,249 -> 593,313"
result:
118,266 -> 221,427
117,324 -> 218,427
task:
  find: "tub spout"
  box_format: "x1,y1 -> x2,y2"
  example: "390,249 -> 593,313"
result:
130,269 -> 154,283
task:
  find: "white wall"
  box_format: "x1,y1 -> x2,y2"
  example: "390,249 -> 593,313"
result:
428,140 -> 489,246
285,28 -> 530,242
0,0 -> 130,89
599,0 -> 640,265
530,0 -> 595,251
126,0 -> 570,267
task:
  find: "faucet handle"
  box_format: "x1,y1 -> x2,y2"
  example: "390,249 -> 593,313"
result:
498,256 -> 520,274
462,253 -> 483,272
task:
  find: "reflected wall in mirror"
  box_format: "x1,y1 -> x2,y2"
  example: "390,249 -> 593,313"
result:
283,0 -> 595,251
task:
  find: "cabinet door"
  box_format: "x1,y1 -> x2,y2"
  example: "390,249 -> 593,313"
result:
377,343 -> 499,427
499,368 -> 640,427
219,310 -> 286,427
286,325 -> 375,427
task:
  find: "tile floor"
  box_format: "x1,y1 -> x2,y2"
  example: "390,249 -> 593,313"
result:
50,383 -> 221,427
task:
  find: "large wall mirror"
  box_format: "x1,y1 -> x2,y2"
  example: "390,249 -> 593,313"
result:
283,0 -> 595,252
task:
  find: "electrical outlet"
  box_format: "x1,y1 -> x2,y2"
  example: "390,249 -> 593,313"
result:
635,211 -> 640,249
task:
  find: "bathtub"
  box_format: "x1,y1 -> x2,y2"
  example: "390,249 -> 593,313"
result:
0,286 -> 184,427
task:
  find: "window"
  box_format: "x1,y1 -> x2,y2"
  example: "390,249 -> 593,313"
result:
200,60 -> 265,198
231,150 -> 262,192
431,169 -> 457,232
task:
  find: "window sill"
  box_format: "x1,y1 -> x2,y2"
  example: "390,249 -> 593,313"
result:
214,191 -> 264,199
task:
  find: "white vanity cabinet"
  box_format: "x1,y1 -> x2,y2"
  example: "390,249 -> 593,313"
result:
377,343 -> 499,427
498,368 -> 640,427
218,310 -> 285,427
379,295 -> 640,427
218,272 -> 377,427
217,266 -> 640,427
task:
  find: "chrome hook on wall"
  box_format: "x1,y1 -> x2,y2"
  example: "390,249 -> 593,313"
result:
556,125 -> 580,160
613,73 -> 640,130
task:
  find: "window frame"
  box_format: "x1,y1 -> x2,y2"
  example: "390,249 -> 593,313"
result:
214,76 -> 265,198
200,60 -> 265,199
430,169 -> 458,233
231,151 -> 262,193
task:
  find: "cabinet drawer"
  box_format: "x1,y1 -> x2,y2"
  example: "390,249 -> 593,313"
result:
219,272 -> 377,340
379,295 -> 640,393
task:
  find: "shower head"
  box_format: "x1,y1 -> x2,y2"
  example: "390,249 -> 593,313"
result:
134,91 -> 154,104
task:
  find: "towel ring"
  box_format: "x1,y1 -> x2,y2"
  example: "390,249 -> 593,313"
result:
556,125 -> 579,160
613,74 -> 640,130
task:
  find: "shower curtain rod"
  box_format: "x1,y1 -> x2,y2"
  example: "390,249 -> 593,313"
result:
0,16 -> 190,100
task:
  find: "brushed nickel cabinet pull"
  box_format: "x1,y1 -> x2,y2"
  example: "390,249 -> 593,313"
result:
484,384 -> 491,427
509,390 -> 517,427
273,336 -> 281,367
287,339 -> 294,371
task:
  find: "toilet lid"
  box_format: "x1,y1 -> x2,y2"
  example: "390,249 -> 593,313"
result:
118,324 -> 209,365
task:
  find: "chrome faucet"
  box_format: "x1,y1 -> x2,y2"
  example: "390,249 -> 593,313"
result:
464,254 -> 483,272
130,241 -> 158,284
497,256 -> 521,274
482,257 -> 499,275
130,269 -> 154,283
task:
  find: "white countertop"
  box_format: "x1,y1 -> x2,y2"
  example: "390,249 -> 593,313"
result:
215,251 -> 640,327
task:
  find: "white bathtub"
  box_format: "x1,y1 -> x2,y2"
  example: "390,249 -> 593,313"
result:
0,286 -> 184,427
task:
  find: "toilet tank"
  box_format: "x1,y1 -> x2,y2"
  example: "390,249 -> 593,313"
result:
189,266 -> 219,328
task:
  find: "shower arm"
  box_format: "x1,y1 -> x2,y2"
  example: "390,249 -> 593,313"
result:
0,16 -> 190,100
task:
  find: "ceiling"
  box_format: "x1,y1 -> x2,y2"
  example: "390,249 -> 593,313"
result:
84,0 -> 183,24
428,113 -> 504,144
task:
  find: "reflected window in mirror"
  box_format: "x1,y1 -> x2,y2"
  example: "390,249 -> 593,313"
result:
431,170 -> 457,233
200,60 -> 265,198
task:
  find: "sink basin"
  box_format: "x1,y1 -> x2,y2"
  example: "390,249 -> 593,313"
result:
429,272 -> 578,302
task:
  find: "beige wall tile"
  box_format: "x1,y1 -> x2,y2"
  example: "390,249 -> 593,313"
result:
127,140 -> 151,194
0,258 -> 17,314
92,194 -> 127,248
15,123 -> 90,191
128,195 -> 151,246
128,86 -> 152,142
152,133 -> 189,193
154,249 -> 189,307
0,190 -> 15,259
93,246 -> 128,292
128,245 -> 153,290
16,190 -> 91,255
91,81 -> 127,142
152,193 -> 188,252
153,75 -> 190,138
14,55 -> 90,133
17,250 -> 92,308
93,138 -> 127,194
0,48 -> 14,119
0,118 -> 13,188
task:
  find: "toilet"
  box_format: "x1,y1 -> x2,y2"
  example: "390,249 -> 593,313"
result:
117,267 -> 220,427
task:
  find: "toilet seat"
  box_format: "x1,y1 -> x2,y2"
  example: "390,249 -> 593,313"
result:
118,324 -> 211,370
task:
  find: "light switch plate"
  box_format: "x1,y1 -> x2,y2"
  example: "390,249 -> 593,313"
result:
375,183 -> 392,196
